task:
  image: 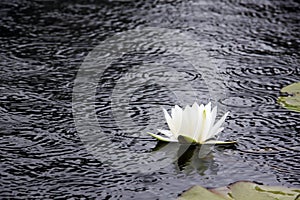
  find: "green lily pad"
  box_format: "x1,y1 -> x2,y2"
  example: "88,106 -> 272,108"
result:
281,82 -> 300,93
178,181 -> 300,200
229,181 -> 300,200
278,82 -> 300,112
177,185 -> 225,200
209,186 -> 233,200
229,182 -> 278,200
253,184 -> 300,200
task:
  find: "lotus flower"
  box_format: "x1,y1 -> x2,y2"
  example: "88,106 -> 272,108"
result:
148,102 -> 235,144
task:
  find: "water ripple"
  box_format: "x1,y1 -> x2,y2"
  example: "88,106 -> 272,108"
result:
1,0 -> 299,198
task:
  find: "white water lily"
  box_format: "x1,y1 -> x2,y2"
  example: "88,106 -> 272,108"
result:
148,102 -> 235,144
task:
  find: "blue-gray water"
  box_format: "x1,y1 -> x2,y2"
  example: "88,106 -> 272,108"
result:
0,0 -> 299,199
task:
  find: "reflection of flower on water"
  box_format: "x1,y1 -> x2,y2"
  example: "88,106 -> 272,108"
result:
176,145 -> 215,175
148,102 -> 236,144
153,141 -> 236,175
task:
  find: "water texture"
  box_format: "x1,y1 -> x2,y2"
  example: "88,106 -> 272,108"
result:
0,0 -> 299,199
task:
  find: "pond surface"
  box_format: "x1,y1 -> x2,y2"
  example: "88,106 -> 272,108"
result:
0,0 -> 299,199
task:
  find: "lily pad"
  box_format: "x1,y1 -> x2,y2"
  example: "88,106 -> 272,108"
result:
177,185 -> 225,200
209,186 -> 233,200
178,181 -> 300,200
278,82 -> 300,112
229,181 -> 300,200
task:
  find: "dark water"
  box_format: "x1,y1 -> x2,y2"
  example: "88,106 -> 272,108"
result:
1,0 -> 299,199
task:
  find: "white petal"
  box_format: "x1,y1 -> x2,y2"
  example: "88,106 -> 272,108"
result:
178,105 -> 191,137
154,102 -> 231,145
192,103 -> 202,140
186,105 -> 196,138
147,132 -> 178,142
190,102 -> 200,139
163,108 -> 176,134
208,111 -> 229,138
210,106 -> 217,130
215,127 -> 224,136
205,102 -> 211,111
204,140 -> 236,144
171,107 -> 176,118
172,105 -> 183,135
157,129 -> 173,137
192,102 -> 199,108
205,127 -> 224,142
202,103 -> 212,141
175,105 -> 182,111
194,104 -> 205,142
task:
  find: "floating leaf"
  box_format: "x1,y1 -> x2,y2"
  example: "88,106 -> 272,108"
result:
278,82 -> 300,112
253,184 -> 300,200
209,186 -> 233,200
229,182 -> 278,200
281,82 -> 300,93
178,181 -> 300,200
178,185 -> 225,200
